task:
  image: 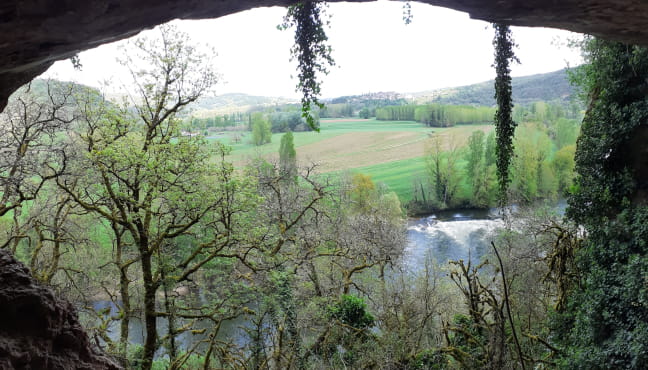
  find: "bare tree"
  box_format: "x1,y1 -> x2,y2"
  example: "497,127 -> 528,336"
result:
0,80 -> 73,219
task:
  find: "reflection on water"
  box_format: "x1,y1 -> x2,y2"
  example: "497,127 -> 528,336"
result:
91,299 -> 248,358
90,204 -> 567,356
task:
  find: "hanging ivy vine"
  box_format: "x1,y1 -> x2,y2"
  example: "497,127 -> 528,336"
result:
402,2 -> 413,25
492,23 -> 519,206
280,1 -> 335,132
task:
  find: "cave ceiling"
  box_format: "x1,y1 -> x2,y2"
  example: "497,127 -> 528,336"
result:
1,0 -> 647,109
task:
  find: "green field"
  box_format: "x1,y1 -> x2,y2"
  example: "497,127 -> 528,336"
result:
214,118 -> 492,204
349,157 -> 427,203
219,119 -> 437,159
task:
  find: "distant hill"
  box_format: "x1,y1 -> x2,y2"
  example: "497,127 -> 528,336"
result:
189,93 -> 298,116
326,92 -> 405,105
15,79 -> 95,97
179,69 -> 578,118
412,69 -> 576,107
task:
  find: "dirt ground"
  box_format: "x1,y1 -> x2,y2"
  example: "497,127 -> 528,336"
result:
296,125 -> 492,172
231,124 -> 493,172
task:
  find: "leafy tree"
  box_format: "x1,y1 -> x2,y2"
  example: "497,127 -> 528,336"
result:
350,173 -> 375,211
534,130 -> 556,198
269,111 -> 306,132
279,131 -> 296,176
484,131 -> 497,167
58,25 -> 236,369
512,134 -> 539,203
320,103 -> 353,118
251,112 -> 272,145
378,103 -> 494,126
15,189 -> 84,285
464,130 -> 494,207
425,135 -> 460,208
531,101 -> 548,122
552,144 -> 576,193
553,117 -> 580,149
465,131 -> 485,182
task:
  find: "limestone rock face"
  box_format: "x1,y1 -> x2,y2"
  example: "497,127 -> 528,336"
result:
0,249 -> 122,370
1,0 -> 648,110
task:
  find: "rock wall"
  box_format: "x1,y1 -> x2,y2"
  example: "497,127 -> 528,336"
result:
0,249 -> 121,370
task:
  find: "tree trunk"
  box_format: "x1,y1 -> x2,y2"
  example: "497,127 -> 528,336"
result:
140,247 -> 157,370
112,222 -> 131,357
118,261 -> 131,356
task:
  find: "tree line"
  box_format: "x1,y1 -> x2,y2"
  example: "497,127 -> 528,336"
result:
408,106 -> 580,212
376,104 -> 495,127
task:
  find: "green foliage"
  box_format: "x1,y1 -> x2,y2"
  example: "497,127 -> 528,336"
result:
251,112 -> 272,145
484,131 -> 497,167
514,100 -> 580,123
319,103 -> 353,118
553,118 -> 580,149
376,103 -> 494,127
567,39 -> 648,223
424,136 -> 461,208
349,173 -> 376,211
185,112 -> 247,131
269,110 -> 314,132
279,131 -> 297,176
463,131 -> 494,207
410,349 -> 448,370
465,131 -> 485,181
328,294 -> 375,329
375,104 -> 416,121
0,80 -> 73,219
512,135 -> 539,202
281,1 -> 334,131
446,314 -> 486,366
493,23 -> 518,205
555,209 -> 648,369
416,104 -> 494,127
557,38 -> 648,368
552,144 -> 576,194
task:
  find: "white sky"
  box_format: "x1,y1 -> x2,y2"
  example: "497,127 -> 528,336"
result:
43,1 -> 583,99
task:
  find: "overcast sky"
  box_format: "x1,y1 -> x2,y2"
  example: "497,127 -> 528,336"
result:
43,1 -> 583,99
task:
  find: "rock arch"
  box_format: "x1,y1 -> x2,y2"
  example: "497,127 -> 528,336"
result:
1,0 -> 647,109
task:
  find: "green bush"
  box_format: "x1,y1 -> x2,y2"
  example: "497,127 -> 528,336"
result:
328,294 -> 375,329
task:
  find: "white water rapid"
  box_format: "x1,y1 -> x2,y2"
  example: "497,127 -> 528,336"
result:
405,211 -> 504,270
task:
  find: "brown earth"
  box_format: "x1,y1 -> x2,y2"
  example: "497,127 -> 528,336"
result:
297,125 -> 493,172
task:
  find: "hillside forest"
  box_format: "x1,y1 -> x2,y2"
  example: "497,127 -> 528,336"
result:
0,16 -> 646,370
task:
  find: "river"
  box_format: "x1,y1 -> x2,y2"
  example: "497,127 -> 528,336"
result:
405,208 -> 504,269
91,205 -> 556,357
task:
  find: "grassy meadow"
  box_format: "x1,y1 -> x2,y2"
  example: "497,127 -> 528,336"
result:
213,118 -> 493,204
